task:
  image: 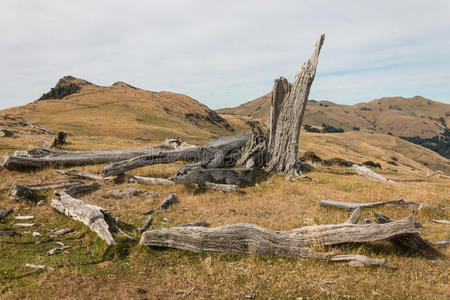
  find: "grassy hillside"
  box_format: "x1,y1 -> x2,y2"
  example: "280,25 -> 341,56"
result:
1,76 -> 234,144
218,94 -> 450,139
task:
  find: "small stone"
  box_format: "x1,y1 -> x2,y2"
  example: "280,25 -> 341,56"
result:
107,188 -> 140,199
32,232 -> 41,237
145,190 -> 160,197
136,288 -> 147,294
163,218 -> 169,222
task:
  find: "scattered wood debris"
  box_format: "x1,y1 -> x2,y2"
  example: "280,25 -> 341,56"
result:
203,182 -> 236,192
44,243 -> 70,256
345,207 -> 361,224
319,199 -> 440,211
352,164 -> 396,183
51,192 -> 116,245
29,181 -> 83,191
15,216 -> 35,220
144,193 -> 178,215
0,128 -> 13,137
55,169 -> 103,181
49,227 -> 75,237
127,174 -> 174,185
13,223 -> 35,227
432,220 -> 450,224
330,254 -> 388,267
137,216 -> 153,233
25,263 -> 54,271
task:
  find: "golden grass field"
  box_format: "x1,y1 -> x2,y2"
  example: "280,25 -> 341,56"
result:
0,131 -> 449,299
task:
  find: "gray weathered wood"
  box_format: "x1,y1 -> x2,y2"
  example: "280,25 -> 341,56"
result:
29,181 -> 83,191
44,244 -> 70,256
373,213 -> 433,251
429,239 -> 450,248
15,216 -> 34,220
65,182 -> 101,197
102,134 -> 249,177
346,207 -> 361,224
432,220 -> 450,224
8,184 -> 36,201
49,227 -> 74,237
318,199 -> 439,212
138,216 -> 153,233
177,220 -> 207,227
25,263 -> 54,271
144,193 -> 178,215
55,169 -> 103,181
173,168 -> 254,186
329,254 -> 388,267
237,121 -> 268,169
140,217 -> 417,259
352,164 -> 396,184
127,174 -> 174,185
13,223 -> 35,227
0,128 -> 14,137
204,182 -> 236,192
51,192 -> 116,245
264,35 -> 325,178
0,208 -> 13,221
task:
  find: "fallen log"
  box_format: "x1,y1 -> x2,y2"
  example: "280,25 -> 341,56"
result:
346,207 -> 360,224
13,223 -> 35,227
177,220 -> 207,227
173,168 -> 254,186
51,192 -> 116,245
29,181 -> 83,191
144,193 -> 178,215
0,231 -> 21,237
140,217 -> 417,259
8,184 -> 36,201
352,164 -> 396,184
318,199 -> 440,212
55,169 -> 103,181
373,213 -> 433,252
0,208 -> 13,221
44,244 -> 70,256
204,182 -> 236,192
15,216 -> 34,220
1,140 -> 185,170
102,134 -> 249,177
27,122 -> 55,135
329,254 -> 388,267
137,216 -> 153,233
65,182 -> 101,197
429,240 -> 450,248
127,174 -> 174,185
25,263 -> 54,271
432,220 -> 450,224
49,227 -> 74,237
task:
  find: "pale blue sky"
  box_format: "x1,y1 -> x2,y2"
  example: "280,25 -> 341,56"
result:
1,0 -> 449,110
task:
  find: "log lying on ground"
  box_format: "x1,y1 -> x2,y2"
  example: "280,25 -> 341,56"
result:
138,216 -> 153,233
373,213 -> 433,252
432,220 -> 450,224
49,227 -> 74,237
44,244 -> 70,256
65,182 -> 101,197
51,192 -> 116,245
102,134 -> 249,177
28,123 -> 55,135
127,174 -> 174,185
140,217 -> 417,259
346,207 -> 360,224
264,35 -> 325,178
0,208 -> 13,221
177,220 -> 207,227
329,255 -> 388,267
144,193 -> 178,215
203,182 -> 236,192
1,140 -> 187,170
173,168 -> 254,186
319,199 -> 440,211
29,181 -> 83,191
25,263 -> 54,271
352,164 -> 396,184
429,240 -> 450,248
55,169 -> 103,181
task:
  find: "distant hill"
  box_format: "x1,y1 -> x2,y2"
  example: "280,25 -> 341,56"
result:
0,76 -> 234,143
218,94 -> 450,158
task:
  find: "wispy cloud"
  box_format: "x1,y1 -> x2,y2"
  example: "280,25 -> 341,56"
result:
1,0 -> 449,110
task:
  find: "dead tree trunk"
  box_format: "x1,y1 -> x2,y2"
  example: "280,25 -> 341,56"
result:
264,34 -> 325,178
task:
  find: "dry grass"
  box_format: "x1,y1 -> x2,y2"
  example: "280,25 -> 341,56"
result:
0,133 -> 449,299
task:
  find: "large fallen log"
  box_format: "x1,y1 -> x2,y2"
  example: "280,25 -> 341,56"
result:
1,139 -> 189,170
140,217 -> 417,258
51,192 -> 116,245
102,134 -> 249,177
173,168 -> 254,186
319,199 -> 440,212
352,164 -> 396,184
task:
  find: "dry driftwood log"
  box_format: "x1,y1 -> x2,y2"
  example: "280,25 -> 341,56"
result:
8,184 -> 36,201
25,263 -> 54,271
65,182 -> 101,197
27,123 -> 55,135
329,254 -> 388,267
51,192 -> 116,245
15,216 -> 34,220
44,244 -> 70,256
429,240 -> 450,248
49,227 -> 74,237
29,181 -> 83,191
173,168 -> 254,185
138,216 -> 153,233
55,169 -> 103,181
127,174 -> 174,185
319,199 -> 440,211
346,207 -> 361,224
177,220 -> 207,227
0,208 -> 13,221
144,193 -> 178,215
102,134 -> 249,177
140,217 -> 417,259
352,164 -> 396,184
108,188 -> 140,199
264,35 -> 325,178
13,223 -> 35,227
432,220 -> 450,224
1,139 -> 188,170
373,213 -> 433,252
203,182 -> 236,192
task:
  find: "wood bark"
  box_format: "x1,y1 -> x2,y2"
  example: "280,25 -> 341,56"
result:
319,199 -> 440,212
1,140 -> 186,170
102,134 -> 249,177
140,217 -> 417,258
432,220 -> 450,224
0,208 -> 13,221
55,169 -> 103,181
8,184 -> 36,201
138,216 -> 153,233
0,128 -> 13,137
173,168 -> 254,186
264,34 -> 325,178
352,164 -> 396,184
346,207 -> 361,224
29,181 -> 83,191
51,192 -> 116,245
